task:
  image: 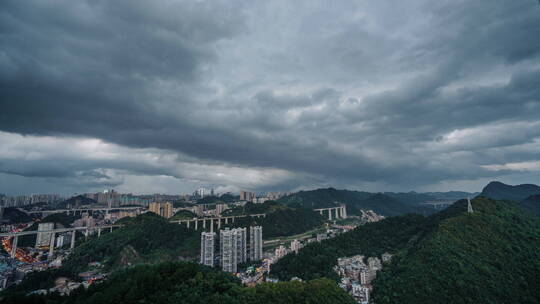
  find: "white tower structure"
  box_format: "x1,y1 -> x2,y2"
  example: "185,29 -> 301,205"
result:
220,228 -> 238,272
200,232 -> 215,267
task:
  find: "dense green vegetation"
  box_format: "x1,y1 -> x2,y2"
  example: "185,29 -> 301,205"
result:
278,188 -> 433,216
2,262 -> 355,304
272,196 -> 540,303
3,268 -> 74,295
170,209 -> 197,220
480,181 -> 540,201
372,197 -> 540,303
271,214 -> 428,281
224,207 -> 325,238
61,213 -> 200,275
197,194 -> 239,205
521,194 -> 540,216
223,201 -> 287,216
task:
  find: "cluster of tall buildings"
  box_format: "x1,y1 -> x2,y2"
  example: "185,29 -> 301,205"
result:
193,187 -> 216,199
239,191 -> 290,204
148,202 -> 174,219
200,226 -> 263,273
0,194 -> 62,207
83,190 -> 191,207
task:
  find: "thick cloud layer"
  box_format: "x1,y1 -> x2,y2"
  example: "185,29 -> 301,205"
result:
1,0 -> 540,195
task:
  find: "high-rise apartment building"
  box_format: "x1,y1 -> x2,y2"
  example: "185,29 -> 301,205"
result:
249,226 -> 263,261
220,228 -> 238,272
235,228 -> 247,264
240,191 -> 255,202
149,202 -> 174,218
220,228 -> 247,273
215,203 -> 228,216
200,232 -> 215,267
36,222 -> 54,248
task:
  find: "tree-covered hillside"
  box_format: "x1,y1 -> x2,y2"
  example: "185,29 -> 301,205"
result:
62,213 -> 200,274
278,188 -> 432,216
372,197 -> 540,303
272,197 -> 540,303
270,214 -> 428,281
224,207 -> 325,238
223,200 -> 287,216
521,194 -> 540,216
2,262 -> 356,304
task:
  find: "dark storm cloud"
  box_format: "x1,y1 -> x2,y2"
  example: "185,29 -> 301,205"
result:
1,0 -> 540,194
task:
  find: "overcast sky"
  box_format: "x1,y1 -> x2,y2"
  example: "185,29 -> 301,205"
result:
1,0 -> 540,196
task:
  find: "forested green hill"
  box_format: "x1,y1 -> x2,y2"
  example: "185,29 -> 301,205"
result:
224,206 -> 325,238
521,194 -> 540,216
2,262 -> 355,304
62,213 -> 200,274
271,197 -> 540,303
270,213 -> 428,281
373,197 -> 540,303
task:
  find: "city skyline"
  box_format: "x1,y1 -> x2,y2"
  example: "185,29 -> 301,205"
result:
2,1 -> 540,195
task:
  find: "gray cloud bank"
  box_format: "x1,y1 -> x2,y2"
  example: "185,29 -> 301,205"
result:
1,0 -> 540,195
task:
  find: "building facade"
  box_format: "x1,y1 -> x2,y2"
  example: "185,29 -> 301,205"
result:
148,202 -> 174,218
249,226 -> 263,261
235,228 -> 247,264
220,229 -> 237,272
200,232 -> 215,267
290,239 -> 302,254
35,222 -> 55,248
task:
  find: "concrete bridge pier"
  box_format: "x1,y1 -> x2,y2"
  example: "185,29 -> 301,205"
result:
10,236 -> 18,258
48,233 -> 56,259
71,230 -> 76,249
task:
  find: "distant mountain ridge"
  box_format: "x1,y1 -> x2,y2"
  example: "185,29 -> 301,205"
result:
278,188 -> 476,216
480,181 -> 540,201
479,181 -> 540,216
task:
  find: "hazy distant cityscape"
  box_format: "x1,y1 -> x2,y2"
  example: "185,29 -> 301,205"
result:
2,0 -> 540,303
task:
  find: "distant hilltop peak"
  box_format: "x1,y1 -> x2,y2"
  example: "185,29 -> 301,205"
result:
480,181 -> 540,201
